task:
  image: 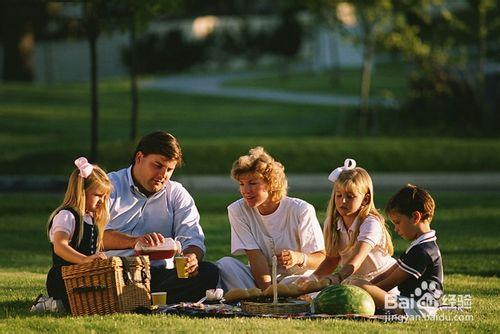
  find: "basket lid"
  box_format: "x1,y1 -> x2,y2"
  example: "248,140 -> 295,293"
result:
61,256 -> 150,278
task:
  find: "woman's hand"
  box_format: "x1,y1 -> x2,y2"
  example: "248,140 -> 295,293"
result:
276,249 -> 305,269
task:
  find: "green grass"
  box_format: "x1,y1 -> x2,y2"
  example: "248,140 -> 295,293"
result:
223,63 -> 410,99
2,81 -> 500,176
0,191 -> 499,332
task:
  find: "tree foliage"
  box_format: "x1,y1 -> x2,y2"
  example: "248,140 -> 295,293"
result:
306,0 -> 500,135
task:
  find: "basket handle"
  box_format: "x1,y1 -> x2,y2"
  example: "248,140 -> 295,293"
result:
134,256 -> 151,296
72,285 -> 107,293
120,257 -> 133,285
137,256 -> 151,284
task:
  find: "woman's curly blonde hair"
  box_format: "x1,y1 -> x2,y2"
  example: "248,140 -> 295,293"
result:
231,147 -> 288,203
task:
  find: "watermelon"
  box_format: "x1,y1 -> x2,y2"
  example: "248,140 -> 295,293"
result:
313,284 -> 376,315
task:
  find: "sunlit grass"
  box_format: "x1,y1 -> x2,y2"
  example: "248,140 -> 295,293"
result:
0,191 -> 498,332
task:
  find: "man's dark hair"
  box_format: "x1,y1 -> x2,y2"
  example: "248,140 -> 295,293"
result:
385,184 -> 435,224
131,131 -> 183,166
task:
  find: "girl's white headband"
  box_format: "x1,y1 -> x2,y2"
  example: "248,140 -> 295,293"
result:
328,158 -> 356,183
74,157 -> 93,178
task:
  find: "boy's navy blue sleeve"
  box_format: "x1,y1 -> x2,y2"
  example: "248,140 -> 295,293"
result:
397,246 -> 431,279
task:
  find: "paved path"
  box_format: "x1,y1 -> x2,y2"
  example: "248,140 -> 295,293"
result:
2,173 -> 499,193
143,72 -> 397,108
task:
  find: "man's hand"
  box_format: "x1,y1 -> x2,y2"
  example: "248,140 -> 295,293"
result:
184,253 -> 199,277
136,232 -> 165,247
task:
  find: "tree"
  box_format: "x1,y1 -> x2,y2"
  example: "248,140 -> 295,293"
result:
383,0 -> 500,134
81,1 -> 104,162
100,0 -> 183,142
270,7 -> 303,77
74,1 -> 182,160
307,0 -> 397,133
0,1 -> 49,81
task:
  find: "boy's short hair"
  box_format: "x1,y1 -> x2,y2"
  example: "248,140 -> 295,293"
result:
131,131 -> 183,166
386,184 -> 435,224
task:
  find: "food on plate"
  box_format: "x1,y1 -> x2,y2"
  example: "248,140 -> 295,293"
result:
247,288 -> 262,298
287,283 -> 301,296
223,288 -> 250,302
262,283 -> 291,297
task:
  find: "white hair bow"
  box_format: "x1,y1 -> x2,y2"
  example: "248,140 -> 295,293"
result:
74,157 -> 94,178
328,159 -> 356,183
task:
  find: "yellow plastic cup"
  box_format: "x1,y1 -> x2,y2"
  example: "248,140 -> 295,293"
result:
175,256 -> 189,278
151,292 -> 167,306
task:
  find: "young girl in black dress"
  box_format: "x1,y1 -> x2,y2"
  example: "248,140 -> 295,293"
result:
44,157 -> 112,312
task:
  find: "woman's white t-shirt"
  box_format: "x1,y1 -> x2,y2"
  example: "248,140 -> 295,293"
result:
228,196 -> 325,277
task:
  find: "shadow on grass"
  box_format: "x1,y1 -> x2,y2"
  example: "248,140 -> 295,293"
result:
0,300 -> 35,319
0,297 -> 72,320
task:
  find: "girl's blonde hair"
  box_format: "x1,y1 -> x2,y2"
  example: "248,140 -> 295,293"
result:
231,147 -> 287,203
324,167 -> 394,256
47,164 -> 112,251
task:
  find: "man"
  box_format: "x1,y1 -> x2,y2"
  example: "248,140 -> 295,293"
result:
104,131 -> 219,303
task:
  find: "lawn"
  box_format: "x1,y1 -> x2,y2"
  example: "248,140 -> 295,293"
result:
2,81 -> 500,176
0,190 -> 499,333
222,62 -> 410,99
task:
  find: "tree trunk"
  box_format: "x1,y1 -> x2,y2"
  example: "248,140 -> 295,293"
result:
130,17 -> 139,142
359,30 -> 375,134
1,3 -> 36,81
86,3 -> 99,162
477,0 -> 487,78
477,0 -> 488,129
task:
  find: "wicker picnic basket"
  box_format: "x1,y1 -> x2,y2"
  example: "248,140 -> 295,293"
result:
241,300 -> 310,315
62,256 -> 151,316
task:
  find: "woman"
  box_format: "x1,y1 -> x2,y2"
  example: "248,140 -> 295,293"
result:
216,147 -> 325,291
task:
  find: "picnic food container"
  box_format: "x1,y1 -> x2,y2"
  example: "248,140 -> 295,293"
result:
62,256 -> 151,316
134,238 -> 182,260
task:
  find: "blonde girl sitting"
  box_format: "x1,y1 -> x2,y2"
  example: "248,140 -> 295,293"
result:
300,159 -> 396,289
44,157 -> 112,312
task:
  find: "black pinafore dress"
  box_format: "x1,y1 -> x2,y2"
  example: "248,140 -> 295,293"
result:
46,207 -> 98,309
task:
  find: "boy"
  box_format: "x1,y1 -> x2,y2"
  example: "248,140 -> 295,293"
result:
354,184 -> 443,318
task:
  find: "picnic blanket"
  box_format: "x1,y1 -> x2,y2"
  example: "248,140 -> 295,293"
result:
137,302 -> 407,323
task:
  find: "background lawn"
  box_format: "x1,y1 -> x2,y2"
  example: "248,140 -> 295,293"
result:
1,65 -> 499,332
2,81 -> 500,176
223,62 -> 410,99
0,190 -> 498,332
